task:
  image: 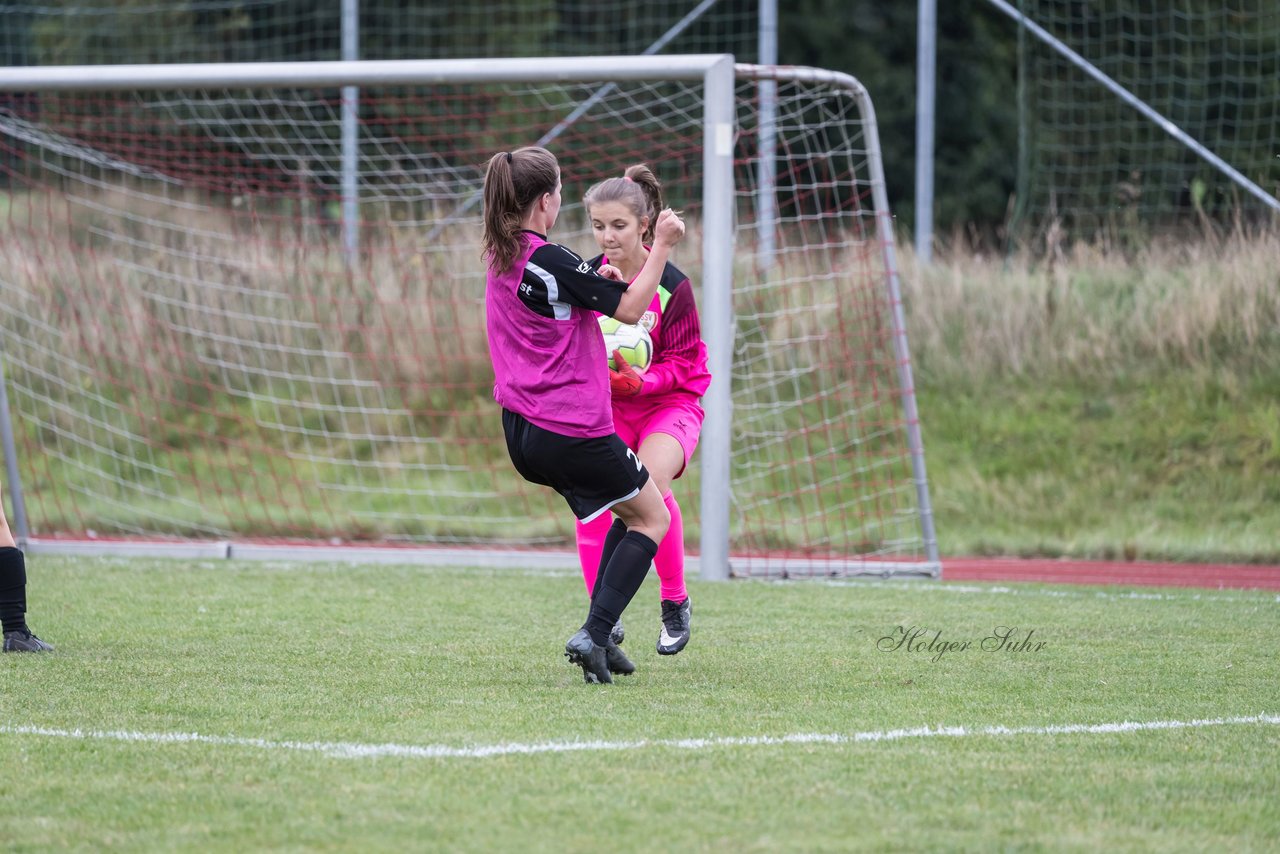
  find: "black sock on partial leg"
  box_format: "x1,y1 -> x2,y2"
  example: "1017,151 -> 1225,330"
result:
0,546 -> 29,634
590,518 -> 629,600
586,531 -> 658,645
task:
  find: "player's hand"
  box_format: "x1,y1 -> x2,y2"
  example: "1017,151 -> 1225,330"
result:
597,263 -> 624,281
609,350 -> 644,397
653,208 -> 685,248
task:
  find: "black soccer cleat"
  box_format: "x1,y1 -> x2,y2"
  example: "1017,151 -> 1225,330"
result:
565,628 -> 612,684
657,597 -> 691,656
604,638 -> 635,676
3,629 -> 54,653
610,619 -> 625,646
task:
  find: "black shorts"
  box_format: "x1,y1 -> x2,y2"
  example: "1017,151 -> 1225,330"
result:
502,409 -> 650,522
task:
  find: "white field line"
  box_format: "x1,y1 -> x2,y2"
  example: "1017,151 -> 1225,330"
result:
2,714 -> 1276,762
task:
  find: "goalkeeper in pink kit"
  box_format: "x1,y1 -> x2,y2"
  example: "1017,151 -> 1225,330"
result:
578,164 -> 711,656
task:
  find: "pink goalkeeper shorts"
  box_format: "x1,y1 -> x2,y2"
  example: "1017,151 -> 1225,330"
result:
612,396 -> 705,478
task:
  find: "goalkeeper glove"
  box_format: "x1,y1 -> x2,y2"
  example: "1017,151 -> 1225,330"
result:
609,350 -> 644,397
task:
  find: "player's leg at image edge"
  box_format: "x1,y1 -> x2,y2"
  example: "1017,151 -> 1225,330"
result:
1,547 -> 53,653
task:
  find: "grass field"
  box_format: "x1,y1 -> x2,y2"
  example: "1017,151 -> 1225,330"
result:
2,556 -> 1277,851
918,370 -> 1280,563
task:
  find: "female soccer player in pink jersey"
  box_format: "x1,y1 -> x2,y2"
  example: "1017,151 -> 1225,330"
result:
577,164 -> 711,656
481,146 -> 685,684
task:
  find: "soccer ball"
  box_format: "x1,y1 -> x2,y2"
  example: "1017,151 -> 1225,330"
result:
598,316 -> 653,373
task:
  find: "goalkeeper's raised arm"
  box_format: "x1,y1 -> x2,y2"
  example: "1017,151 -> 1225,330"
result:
611,207 -> 684,324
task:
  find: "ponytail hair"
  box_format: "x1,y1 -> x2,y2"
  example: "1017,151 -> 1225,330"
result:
481,146 -> 560,274
583,163 -> 665,243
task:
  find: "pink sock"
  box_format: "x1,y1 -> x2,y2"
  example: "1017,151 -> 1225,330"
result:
575,512 -> 613,597
654,491 -> 688,602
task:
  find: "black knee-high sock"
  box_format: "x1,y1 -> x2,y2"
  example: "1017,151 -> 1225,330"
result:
0,546 -> 28,634
585,531 -> 657,645
590,518 -> 629,600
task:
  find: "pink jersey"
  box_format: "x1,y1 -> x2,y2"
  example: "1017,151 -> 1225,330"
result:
486,231 -> 627,438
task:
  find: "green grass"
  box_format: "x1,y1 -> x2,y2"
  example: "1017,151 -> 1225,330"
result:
2,556 -> 1277,851
19,368 -> 1280,563
920,369 -> 1280,563
896,227 -> 1280,563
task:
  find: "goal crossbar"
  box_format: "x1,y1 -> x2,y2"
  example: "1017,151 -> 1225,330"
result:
0,56 -> 735,91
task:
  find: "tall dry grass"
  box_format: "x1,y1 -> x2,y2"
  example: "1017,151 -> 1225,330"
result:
7,182 -> 1277,399
898,227 -> 1280,383
2,186 -> 491,394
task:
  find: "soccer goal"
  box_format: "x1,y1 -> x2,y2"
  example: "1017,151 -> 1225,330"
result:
0,55 -> 939,579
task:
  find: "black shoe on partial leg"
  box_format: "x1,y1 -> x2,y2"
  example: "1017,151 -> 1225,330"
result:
565,628 -> 612,684
3,628 -> 53,653
657,597 -> 691,656
603,638 -> 635,675
0,548 -> 49,653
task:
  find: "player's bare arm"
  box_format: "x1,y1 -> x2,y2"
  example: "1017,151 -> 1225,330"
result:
613,208 -> 684,323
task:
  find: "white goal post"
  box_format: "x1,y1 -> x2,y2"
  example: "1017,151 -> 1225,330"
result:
0,55 -> 939,579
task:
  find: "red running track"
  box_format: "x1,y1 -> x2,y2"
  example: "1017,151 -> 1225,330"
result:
24,535 -> 1280,591
942,557 -> 1280,591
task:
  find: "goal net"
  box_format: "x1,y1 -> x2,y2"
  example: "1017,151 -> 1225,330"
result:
0,1 -> 760,66
0,56 -> 938,578
1004,0 -> 1280,244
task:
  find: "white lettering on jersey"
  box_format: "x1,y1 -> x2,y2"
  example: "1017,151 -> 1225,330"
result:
625,448 -> 643,471
525,262 -> 572,321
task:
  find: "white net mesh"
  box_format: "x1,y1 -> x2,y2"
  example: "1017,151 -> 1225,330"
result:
0,1 -> 760,65
0,64 -> 935,575
1011,0 -> 1280,242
